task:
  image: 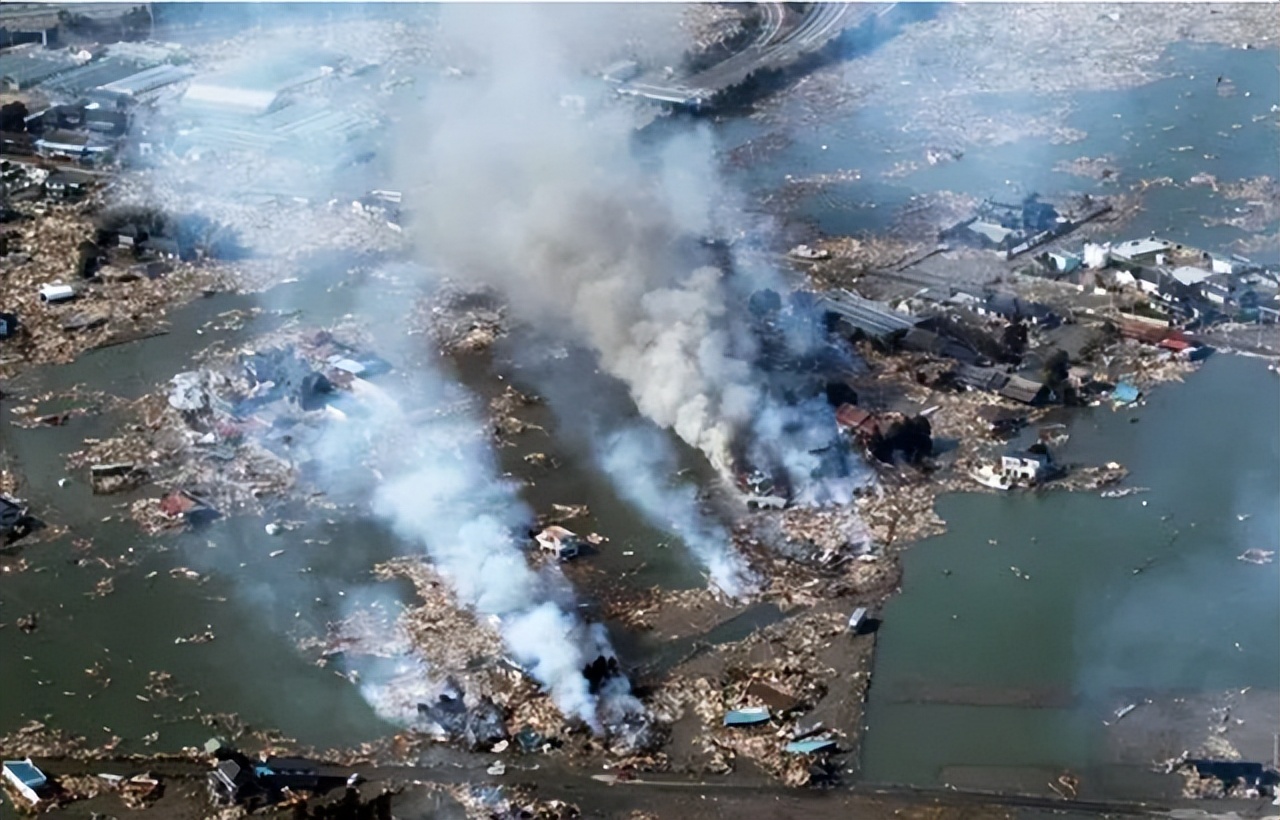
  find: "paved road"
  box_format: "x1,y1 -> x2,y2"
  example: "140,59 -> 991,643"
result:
619,2 -> 896,106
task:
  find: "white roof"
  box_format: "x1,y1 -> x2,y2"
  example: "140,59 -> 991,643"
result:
1113,238 -> 1170,259
1170,266 -> 1212,286
182,82 -> 280,116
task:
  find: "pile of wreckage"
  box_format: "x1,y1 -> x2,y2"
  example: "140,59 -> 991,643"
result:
649,609 -> 867,787
410,279 -> 509,354
0,200 -> 242,377
325,558 -> 656,763
68,328 -> 392,533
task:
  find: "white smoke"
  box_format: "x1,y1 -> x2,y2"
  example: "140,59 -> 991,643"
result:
599,423 -> 757,597
330,369 -> 638,729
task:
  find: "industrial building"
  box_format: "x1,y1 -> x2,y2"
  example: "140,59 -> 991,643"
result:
181,49 -> 340,117
0,46 -> 77,90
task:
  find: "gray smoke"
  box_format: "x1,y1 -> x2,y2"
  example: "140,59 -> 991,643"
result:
398,9 -> 761,468
396,7 -> 863,586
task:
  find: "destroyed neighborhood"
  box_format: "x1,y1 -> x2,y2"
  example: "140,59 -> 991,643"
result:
1,2 -> 1278,819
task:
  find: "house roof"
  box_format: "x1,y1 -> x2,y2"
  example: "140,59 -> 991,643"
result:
745,681 -> 799,714
901,327 -> 948,355
46,169 -> 94,186
1112,382 -> 1141,404
784,738 -> 838,754
984,293 -> 1055,321
1113,238 -> 1171,259
1003,449 -> 1050,463
955,364 -> 1010,393
969,220 -> 1014,244
723,706 -> 771,726
3,760 -> 48,789
1170,266 -> 1212,286
835,404 -> 874,431
999,375 -> 1048,404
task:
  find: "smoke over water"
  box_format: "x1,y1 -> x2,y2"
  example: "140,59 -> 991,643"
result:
599,423 -> 757,596
320,366 -> 639,730
398,7 -> 865,585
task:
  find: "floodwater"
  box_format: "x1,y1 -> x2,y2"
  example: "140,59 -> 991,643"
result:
720,42 -> 1280,260
860,353 -> 1280,796
0,251 -> 714,754
1,19 -> 1276,809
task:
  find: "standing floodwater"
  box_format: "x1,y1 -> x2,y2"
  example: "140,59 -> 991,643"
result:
861,354 -> 1280,796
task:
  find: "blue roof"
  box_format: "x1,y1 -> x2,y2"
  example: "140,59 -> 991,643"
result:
723,706 -> 771,726
4,760 -> 48,788
784,738 -> 838,754
1112,382 -> 1141,404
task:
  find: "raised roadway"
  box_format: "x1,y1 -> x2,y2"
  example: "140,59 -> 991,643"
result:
617,2 -> 897,107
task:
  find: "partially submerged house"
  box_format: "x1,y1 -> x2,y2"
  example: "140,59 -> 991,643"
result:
3,758 -> 50,804
1,494 -> 31,542
208,746 -> 338,810
976,406 -> 1027,437
1000,450 -> 1053,483
535,526 -> 581,561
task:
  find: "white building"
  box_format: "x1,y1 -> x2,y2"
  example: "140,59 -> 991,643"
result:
535,526 -> 581,560
1170,266 -> 1213,288
1000,451 -> 1051,482
1112,237 -> 1172,264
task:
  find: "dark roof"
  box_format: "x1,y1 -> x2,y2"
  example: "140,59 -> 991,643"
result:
261,757 -> 318,774
955,364 -> 1010,393
45,169 -> 94,186
983,292 -> 1056,321
746,681 -> 800,713
140,237 -> 180,255
901,327 -> 948,356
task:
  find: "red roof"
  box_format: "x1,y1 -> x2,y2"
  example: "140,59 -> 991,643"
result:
1158,337 -> 1192,351
836,404 -> 873,430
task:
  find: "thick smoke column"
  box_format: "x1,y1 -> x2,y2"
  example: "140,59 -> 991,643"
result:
324,369 -> 638,729
396,7 -> 865,593
399,9 -> 766,473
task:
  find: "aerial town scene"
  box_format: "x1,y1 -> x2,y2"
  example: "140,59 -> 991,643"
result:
0,1 -> 1277,818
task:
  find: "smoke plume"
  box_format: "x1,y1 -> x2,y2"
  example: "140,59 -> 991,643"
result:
398,8 -> 862,544
325,369 -> 639,729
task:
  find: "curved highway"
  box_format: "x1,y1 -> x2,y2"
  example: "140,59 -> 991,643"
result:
619,2 -> 896,106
